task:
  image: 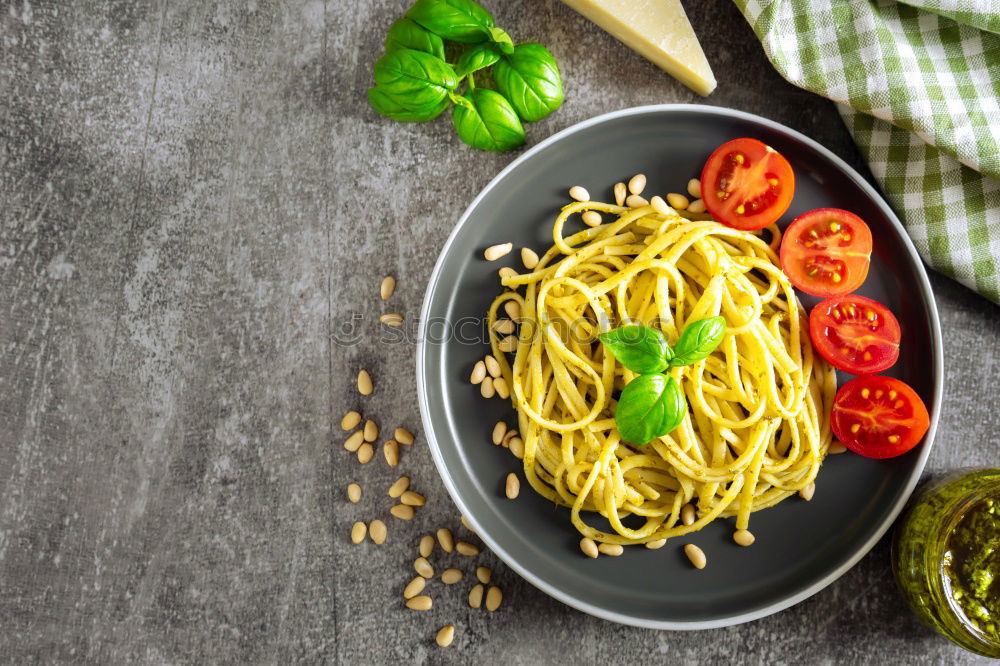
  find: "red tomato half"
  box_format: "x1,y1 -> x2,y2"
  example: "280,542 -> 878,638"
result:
780,208 -> 873,297
830,376 -> 930,459
809,294 -> 900,374
700,138 -> 795,231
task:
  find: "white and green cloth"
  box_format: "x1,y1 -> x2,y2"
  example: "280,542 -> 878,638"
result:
734,0 -> 1000,303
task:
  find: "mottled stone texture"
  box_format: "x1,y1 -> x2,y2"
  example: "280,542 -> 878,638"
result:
0,0 -> 996,663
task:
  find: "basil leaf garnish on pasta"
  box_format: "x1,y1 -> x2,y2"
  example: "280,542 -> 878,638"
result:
669,316 -> 726,367
598,325 -> 673,374
614,374 -> 687,446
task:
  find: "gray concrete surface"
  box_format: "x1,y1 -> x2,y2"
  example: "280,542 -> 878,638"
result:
1,0 -> 997,663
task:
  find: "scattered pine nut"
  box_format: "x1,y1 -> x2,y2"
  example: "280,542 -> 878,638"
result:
650,195 -> 669,215
370,519 -> 387,544
380,276 -> 395,300
799,483 -> 815,501
646,539 -> 666,550
470,360 -> 487,384
441,568 -> 464,584
357,369 -> 373,395
480,377 -> 496,398
501,429 -> 518,448
582,210 -> 602,227
498,335 -> 518,353
625,194 -> 648,208
401,491 -> 425,506
681,503 -> 696,526
347,483 -> 362,503
508,437 -> 524,459
456,541 -> 480,556
687,198 -> 706,213
598,543 -> 623,556
414,557 -> 434,578
351,521 -> 367,544
580,538 -> 599,558
494,377 -> 510,399
403,576 -> 425,599
504,300 -> 521,320
498,267 -> 518,280
388,476 -> 409,498
341,410 -> 361,431
461,515 -> 474,532
394,427 -> 414,445
613,182 -> 627,206
684,543 -> 707,569
363,419 -> 378,442
436,625 -> 455,648
666,193 -> 690,210
829,441 -> 847,454
379,313 -> 403,327
406,595 -> 432,611
733,529 -> 755,547
437,528 -> 455,553
468,584 -> 484,609
505,472 -> 520,499
357,443 -> 374,464
344,431 -> 365,452
568,185 -> 589,201
484,355 -> 501,378
485,586 -> 502,611
628,173 -> 646,195
391,504 -> 415,520
484,242 -> 513,261
493,319 -> 515,335
476,567 -> 492,585
492,421 -> 508,445
419,534 -> 435,558
383,440 -> 399,466
520,248 -> 539,270
687,178 -> 702,199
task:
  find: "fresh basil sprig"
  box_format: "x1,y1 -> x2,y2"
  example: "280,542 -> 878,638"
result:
493,43 -> 563,122
601,317 -> 727,446
451,89 -> 525,152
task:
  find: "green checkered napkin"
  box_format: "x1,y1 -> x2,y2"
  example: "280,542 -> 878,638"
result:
734,0 -> 1000,303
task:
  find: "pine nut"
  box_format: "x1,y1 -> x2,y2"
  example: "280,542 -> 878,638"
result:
492,421 -> 508,445
501,429 -> 518,448
829,441 -> 847,454
383,440 -> 399,466
494,377 -> 510,399
341,410 -> 362,431
582,210 -> 602,227
437,528 -> 455,553
580,538 -> 599,558
598,543 -> 623,556
625,194 -> 648,208
508,437 -> 524,459
733,529 -> 755,547
406,595 -> 432,611
403,576 -> 425,599
436,625 -> 455,648
666,193 -> 689,210
521,247 -> 539,270
799,483 -> 815,501
498,267 -> 518,280
357,443 -> 374,464
394,427 -> 414,445
650,195 -> 669,215
351,521 -> 367,544
476,566 -> 492,584
391,504 -> 415,520
357,369 -> 373,395
441,568 -> 463,584
684,544 -> 707,569
687,198 -> 706,213
504,300 -> 521,320
344,430 -> 365,452
568,185 -> 589,201
484,354 -> 501,378
484,242 -> 513,261
498,335 -> 518,353
613,182 -> 627,206
379,313 -> 403,327
456,541 -> 480,556
414,557 -> 434,578
485,586 -> 502,611
681,503 -> 696,526
347,483 -> 362,503
646,539 -> 667,549
628,173 -> 646,195
388,476 -> 409,498
505,472 -> 520,499
370,519 -> 387,544
363,420 -> 378,442
468,584 -> 484,609
419,534 -> 435,558
470,360 -> 487,384
461,515 -> 474,532
480,377 -> 496,398
493,319 -> 515,335
687,178 -> 702,199
380,275 -> 395,300
401,491 -> 425,506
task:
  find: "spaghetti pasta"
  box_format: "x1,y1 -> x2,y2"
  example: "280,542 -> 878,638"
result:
486,197 -> 837,546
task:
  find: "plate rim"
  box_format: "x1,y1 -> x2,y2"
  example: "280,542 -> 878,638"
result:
415,103 -> 944,630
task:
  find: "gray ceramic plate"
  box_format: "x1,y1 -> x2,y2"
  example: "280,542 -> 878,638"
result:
416,105 -> 942,629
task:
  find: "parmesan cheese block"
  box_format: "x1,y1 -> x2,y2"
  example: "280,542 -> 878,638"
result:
562,0 -> 717,96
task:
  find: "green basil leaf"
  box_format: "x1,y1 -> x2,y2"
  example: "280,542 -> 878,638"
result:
407,0 -> 495,44
614,375 -> 687,446
493,43 -> 563,122
488,26 -> 514,54
454,44 -> 501,78
598,325 -> 673,374
373,49 -> 458,110
385,17 -> 446,60
669,316 -> 727,367
451,88 -> 525,152
368,87 -> 450,122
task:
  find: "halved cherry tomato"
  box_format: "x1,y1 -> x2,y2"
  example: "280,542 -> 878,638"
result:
780,208 -> 872,297
809,294 -> 900,374
830,376 -> 930,459
700,138 -> 795,231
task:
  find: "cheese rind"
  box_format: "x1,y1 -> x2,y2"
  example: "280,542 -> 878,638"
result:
562,0 -> 717,96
